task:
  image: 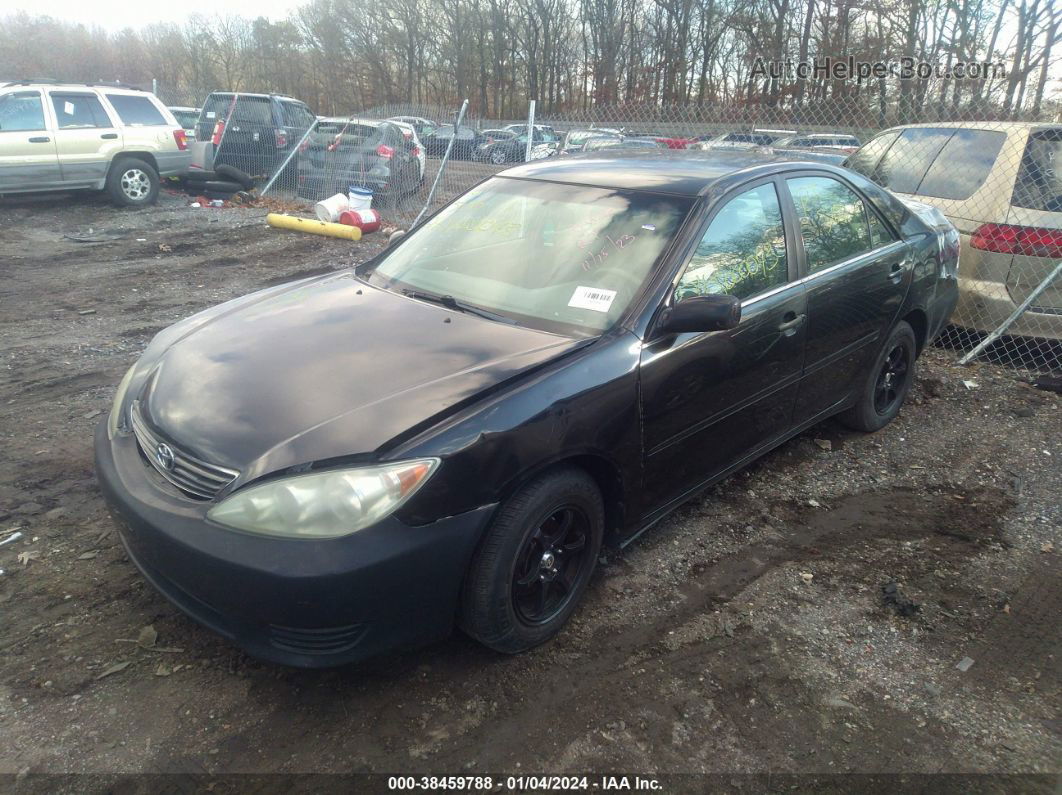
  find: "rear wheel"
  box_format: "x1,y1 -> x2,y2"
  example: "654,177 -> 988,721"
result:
490,148 -> 508,165
106,158 -> 159,207
460,468 -> 603,654
838,320 -> 916,432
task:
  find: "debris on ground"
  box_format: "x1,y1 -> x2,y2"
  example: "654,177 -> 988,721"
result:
956,656 -> 976,672
94,661 -> 131,680
881,580 -> 921,617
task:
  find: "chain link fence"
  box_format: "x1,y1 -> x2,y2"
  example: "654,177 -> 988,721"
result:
154,84 -> 1061,374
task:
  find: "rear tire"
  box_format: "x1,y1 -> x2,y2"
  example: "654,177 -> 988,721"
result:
215,164 -> 255,191
460,468 -> 603,654
838,320 -> 917,432
106,158 -> 159,207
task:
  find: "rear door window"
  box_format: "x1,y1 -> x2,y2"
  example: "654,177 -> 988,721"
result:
0,91 -> 46,131
915,129 -> 1006,200
232,97 -> 274,126
846,131 -> 900,179
105,94 -> 167,126
1012,129 -> 1062,212
787,176 -> 875,272
872,128 -> 954,194
280,101 -> 314,129
50,92 -> 112,129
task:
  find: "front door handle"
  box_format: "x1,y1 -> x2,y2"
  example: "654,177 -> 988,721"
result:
100,133 -> 118,140
887,263 -> 904,282
777,312 -> 806,334
28,136 -> 51,143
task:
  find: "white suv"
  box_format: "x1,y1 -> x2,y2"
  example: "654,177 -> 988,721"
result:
0,81 -> 192,207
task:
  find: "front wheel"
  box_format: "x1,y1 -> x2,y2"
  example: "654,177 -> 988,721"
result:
460,468 -> 604,654
838,320 -> 917,432
489,148 -> 508,165
106,158 -> 159,207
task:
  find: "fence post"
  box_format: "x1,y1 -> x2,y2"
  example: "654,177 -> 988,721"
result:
524,99 -> 536,162
259,117 -> 318,197
958,261 -> 1062,365
412,99 -> 469,229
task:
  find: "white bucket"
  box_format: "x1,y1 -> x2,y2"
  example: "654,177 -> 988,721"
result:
314,192 -> 349,222
348,185 -> 373,211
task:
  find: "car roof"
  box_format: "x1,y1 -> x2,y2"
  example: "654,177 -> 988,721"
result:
885,121 -> 1061,133
318,116 -> 389,126
2,81 -> 150,95
500,149 -> 846,196
207,91 -> 304,103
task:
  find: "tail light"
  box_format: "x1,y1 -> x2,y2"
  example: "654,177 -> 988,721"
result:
275,129 -> 288,148
326,133 -> 342,153
970,223 -> 1062,259
211,121 -> 225,146
411,146 -> 420,157
172,129 -> 188,151
376,144 -> 394,159
299,137 -> 312,153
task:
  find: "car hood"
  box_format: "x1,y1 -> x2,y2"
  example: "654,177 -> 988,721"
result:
138,272 -> 581,483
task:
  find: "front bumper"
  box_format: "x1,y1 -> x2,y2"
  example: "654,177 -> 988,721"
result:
94,419 -> 495,668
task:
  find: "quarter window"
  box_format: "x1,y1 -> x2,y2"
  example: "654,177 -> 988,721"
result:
787,176 -> 876,272
846,131 -> 899,179
0,91 -> 45,131
105,94 -> 167,126
50,93 -> 112,129
676,183 -> 788,301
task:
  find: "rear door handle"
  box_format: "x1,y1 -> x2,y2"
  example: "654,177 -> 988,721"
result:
778,312 -> 806,334
100,133 -> 118,139
887,263 -> 904,282
28,136 -> 51,143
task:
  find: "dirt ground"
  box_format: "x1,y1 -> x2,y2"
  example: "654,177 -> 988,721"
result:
0,189 -> 1059,787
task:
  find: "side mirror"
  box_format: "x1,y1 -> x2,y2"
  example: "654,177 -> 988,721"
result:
656,294 -> 741,335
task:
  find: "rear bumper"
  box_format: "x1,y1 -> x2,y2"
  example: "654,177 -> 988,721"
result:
155,150 -> 193,178
94,420 -> 495,667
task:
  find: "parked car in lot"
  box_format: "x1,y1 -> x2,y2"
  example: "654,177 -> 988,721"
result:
581,136 -> 669,152
296,117 -> 423,202
168,106 -> 201,140
96,149 -> 958,667
559,127 -> 621,154
195,92 -> 315,178
694,130 -> 794,150
388,115 -> 438,139
773,133 -> 861,153
421,124 -> 487,159
0,80 -> 191,206
767,145 -> 848,165
846,121 -> 1062,340
475,127 -> 560,164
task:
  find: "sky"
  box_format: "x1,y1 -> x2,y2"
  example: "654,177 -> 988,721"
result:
6,0 -> 295,30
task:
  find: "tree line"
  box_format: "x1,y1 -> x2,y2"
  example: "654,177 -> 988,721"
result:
1,0 -> 1058,121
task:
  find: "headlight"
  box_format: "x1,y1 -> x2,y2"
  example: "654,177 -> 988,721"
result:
206,459 -> 440,539
107,364 -> 137,439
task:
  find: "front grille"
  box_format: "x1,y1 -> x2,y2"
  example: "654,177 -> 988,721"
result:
268,623 -> 367,656
129,401 -> 238,500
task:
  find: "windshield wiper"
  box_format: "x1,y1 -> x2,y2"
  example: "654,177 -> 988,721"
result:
402,289 -> 517,324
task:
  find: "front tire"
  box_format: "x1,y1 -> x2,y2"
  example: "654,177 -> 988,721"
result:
490,148 -> 508,165
838,320 -> 917,432
460,468 -> 604,654
106,158 -> 159,207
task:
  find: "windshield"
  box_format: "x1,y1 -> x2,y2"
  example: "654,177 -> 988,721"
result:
367,177 -> 694,336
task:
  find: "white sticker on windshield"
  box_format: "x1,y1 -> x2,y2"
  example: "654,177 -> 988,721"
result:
64,101 -> 75,116
568,286 -> 617,313
206,111 -> 216,119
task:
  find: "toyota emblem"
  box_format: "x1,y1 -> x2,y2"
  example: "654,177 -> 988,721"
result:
155,443 -> 176,471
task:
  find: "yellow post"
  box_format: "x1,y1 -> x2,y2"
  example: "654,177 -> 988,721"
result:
266,213 -> 362,241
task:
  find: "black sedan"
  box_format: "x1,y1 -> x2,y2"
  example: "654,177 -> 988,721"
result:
474,129 -> 561,164
96,150 -> 959,667
421,124 -> 487,159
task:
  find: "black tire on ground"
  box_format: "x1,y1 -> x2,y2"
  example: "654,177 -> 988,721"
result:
459,467 -> 604,654
201,180 -> 244,195
106,157 -> 159,208
215,164 -> 255,191
838,320 -> 917,433
182,170 -> 218,183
